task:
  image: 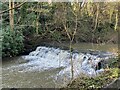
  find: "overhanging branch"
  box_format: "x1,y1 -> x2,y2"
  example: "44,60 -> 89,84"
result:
0,1 -> 27,14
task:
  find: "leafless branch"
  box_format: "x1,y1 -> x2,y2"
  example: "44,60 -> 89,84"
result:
0,1 -> 27,14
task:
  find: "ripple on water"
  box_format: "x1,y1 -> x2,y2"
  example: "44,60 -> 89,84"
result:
2,46 -> 116,88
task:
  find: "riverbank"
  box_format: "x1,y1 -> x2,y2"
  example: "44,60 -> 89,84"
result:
61,57 -> 120,89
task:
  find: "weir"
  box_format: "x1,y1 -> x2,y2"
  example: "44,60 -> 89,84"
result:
2,46 -> 116,88
22,46 -> 115,77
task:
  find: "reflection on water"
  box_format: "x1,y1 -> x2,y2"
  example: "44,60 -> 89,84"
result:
2,43 -> 118,88
72,43 -> 118,54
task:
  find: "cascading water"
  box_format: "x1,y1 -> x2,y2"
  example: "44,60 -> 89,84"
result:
2,46 -> 116,88
21,46 -> 115,78
5,46 -> 115,75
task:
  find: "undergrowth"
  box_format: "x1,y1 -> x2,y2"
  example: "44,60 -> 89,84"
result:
61,57 -> 120,90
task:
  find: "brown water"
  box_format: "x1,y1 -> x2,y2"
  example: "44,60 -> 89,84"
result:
2,57 -> 64,88
2,43 -> 118,88
72,43 -> 118,54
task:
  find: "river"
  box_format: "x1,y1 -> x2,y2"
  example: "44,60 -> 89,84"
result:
2,43 -> 118,88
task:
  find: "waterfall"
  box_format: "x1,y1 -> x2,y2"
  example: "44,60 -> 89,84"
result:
22,46 -> 115,77
22,46 -> 85,72
4,46 -> 115,80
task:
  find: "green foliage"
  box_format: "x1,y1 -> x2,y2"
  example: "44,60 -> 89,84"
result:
22,26 -> 36,36
1,2 -> 118,57
51,31 -> 63,42
2,27 -> 24,57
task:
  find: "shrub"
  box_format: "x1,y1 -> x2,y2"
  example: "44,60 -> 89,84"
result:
2,27 -> 24,57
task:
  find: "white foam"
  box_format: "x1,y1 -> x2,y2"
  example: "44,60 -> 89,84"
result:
4,46 -> 114,79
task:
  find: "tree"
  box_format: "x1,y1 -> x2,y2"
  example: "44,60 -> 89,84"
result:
9,0 -> 14,31
60,3 -> 79,80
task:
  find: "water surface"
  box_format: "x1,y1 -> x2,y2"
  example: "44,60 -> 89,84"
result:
2,43 -> 118,88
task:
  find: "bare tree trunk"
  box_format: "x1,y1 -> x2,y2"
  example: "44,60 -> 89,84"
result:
61,3 -> 79,80
36,16 -> 39,34
70,41 -> 74,80
36,4 -> 39,34
92,4 -> 99,48
117,2 -> 120,68
9,0 -> 14,31
109,7 -> 114,23
114,12 -> 118,31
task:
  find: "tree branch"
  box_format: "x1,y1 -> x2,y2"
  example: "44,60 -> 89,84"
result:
0,1 -> 27,14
